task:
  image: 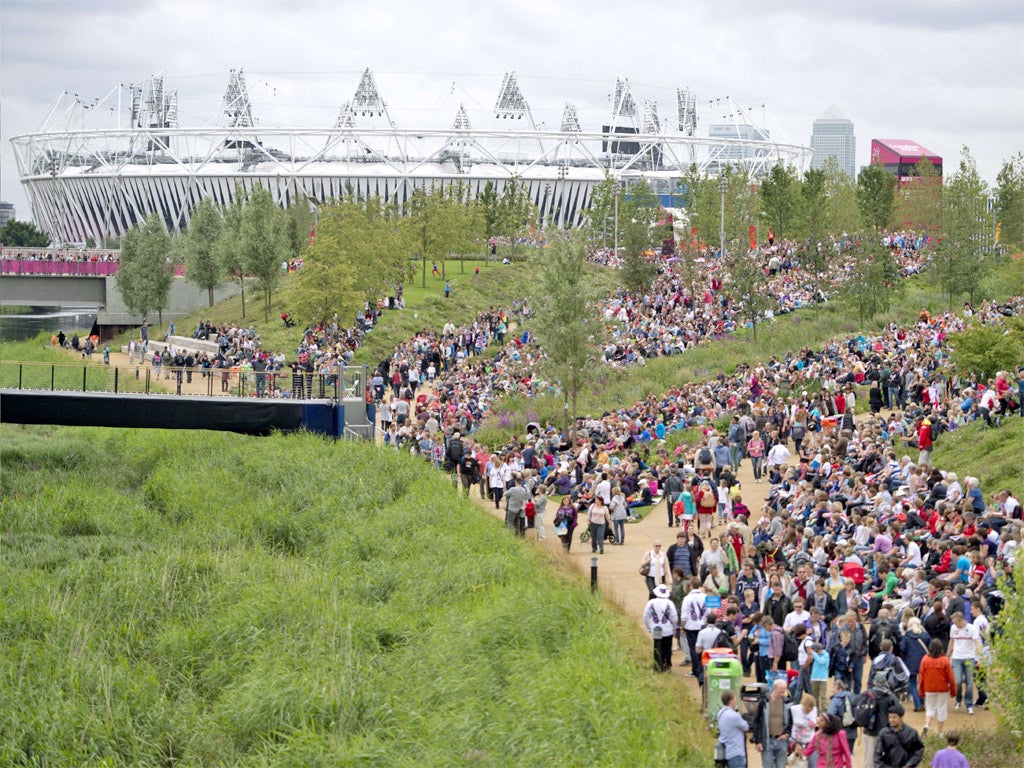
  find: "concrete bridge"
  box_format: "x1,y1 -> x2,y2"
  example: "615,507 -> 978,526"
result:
0,265 -> 239,328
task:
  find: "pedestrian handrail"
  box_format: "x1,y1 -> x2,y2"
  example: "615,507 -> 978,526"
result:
0,360 -> 365,401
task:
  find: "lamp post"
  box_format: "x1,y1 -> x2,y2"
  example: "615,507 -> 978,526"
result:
719,175 -> 727,258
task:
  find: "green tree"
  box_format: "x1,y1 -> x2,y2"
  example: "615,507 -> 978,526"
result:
0,219 -> 51,247
586,174 -> 618,248
182,198 -> 224,307
218,184 -> 250,318
531,233 -> 599,441
845,235 -> 901,325
619,181 -> 663,291
497,177 -> 535,262
995,153 -> 1024,251
932,146 -> 991,307
988,562 -> 1024,744
821,157 -> 861,237
895,157 -> 942,234
723,246 -> 772,340
288,198 -> 408,327
115,213 -> 174,324
679,165 -> 717,253
799,167 -> 829,278
856,164 -> 897,232
760,164 -> 801,240
240,186 -> 291,322
285,196 -> 316,258
948,319 -> 1024,381
407,187 -> 482,287
478,180 -> 501,240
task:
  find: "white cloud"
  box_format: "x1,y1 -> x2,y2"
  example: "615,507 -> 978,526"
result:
2,0 -> 1022,219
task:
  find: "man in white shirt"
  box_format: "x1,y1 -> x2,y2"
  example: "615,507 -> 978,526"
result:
695,611 -> 731,686
594,472 -> 612,505
765,442 -> 792,473
947,611 -> 982,714
680,577 -> 708,679
782,598 -> 811,632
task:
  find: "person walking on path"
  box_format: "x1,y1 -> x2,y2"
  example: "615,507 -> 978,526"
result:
717,689 -> 751,768
803,713 -> 853,768
586,496 -> 611,555
874,704 -> 924,768
751,678 -> 792,768
918,638 -> 956,737
680,577 -> 707,678
503,476 -> 530,537
640,540 -> 670,598
553,497 -> 577,553
643,583 -> 678,672
947,612 -> 982,715
663,467 -> 684,527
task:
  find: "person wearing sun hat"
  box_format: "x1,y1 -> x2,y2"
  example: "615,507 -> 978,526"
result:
643,582 -> 678,672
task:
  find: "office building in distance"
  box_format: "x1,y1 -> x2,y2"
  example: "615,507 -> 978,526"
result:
809,106 -> 855,178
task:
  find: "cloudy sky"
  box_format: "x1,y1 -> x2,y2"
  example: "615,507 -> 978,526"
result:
2,0 -> 1022,222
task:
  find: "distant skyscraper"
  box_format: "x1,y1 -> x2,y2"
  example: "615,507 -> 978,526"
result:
810,106 -> 855,178
0,201 -> 14,229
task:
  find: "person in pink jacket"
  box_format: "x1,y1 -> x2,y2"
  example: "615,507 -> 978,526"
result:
802,712 -> 853,768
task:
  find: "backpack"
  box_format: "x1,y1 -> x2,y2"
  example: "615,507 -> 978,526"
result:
781,631 -> 799,663
714,628 -> 734,650
698,447 -> 712,465
888,656 -> 910,687
849,690 -> 878,729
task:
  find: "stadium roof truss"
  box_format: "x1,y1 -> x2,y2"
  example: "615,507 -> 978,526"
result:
11,70 -> 812,243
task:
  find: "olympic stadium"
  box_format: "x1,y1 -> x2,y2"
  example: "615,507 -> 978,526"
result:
10,69 -> 813,244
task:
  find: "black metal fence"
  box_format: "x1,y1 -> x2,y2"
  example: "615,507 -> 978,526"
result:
0,361 -> 367,401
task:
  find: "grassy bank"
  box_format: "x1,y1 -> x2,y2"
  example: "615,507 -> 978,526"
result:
0,426 -> 713,767
931,416 -> 1024,492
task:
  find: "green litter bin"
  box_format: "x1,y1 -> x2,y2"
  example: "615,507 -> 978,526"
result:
706,656 -> 743,721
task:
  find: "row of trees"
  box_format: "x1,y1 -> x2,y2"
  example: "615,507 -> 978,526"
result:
116,187 -> 303,323
115,180 -> 538,327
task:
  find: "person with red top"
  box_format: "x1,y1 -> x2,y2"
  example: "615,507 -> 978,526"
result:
918,638 -> 956,736
917,417 -> 933,466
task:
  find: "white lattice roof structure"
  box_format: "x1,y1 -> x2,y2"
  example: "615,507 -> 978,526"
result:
11,70 -> 811,243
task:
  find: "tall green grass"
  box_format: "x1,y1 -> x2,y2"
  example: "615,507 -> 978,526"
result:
931,416 -> 1024,492
0,426 -> 713,766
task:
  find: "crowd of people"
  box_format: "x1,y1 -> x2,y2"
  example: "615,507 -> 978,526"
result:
1,246 -> 120,263
595,232 -> 931,367
343,237 -> 1021,768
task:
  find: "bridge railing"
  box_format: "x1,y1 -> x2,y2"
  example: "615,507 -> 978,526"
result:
1,258 -> 186,277
2,258 -> 119,276
0,360 -> 367,401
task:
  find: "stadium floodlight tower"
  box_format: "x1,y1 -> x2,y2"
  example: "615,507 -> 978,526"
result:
449,104 -> 472,174
641,99 -> 663,170
129,74 -> 177,151
676,86 -> 698,164
494,71 -> 534,126
223,68 -> 258,152
351,67 -> 392,125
